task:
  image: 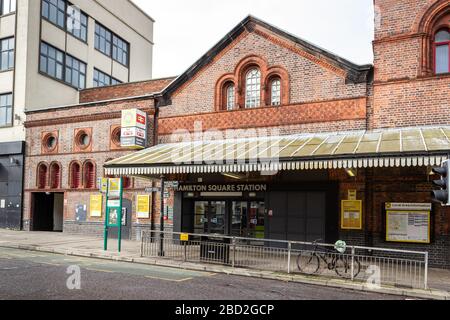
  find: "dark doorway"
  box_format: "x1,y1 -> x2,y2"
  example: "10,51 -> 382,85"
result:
32,193 -> 64,232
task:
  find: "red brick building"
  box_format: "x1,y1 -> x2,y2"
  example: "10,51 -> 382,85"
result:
23,77 -> 174,238
106,3 -> 450,268
23,0 -> 450,268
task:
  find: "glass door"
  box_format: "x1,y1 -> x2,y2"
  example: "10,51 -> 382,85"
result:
248,201 -> 266,239
231,201 -> 248,237
209,201 -> 226,235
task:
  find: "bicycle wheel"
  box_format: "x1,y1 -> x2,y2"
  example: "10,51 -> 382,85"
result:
297,252 -> 320,275
335,256 -> 361,279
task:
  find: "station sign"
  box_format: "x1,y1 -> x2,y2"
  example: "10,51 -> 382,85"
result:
121,109 -> 147,149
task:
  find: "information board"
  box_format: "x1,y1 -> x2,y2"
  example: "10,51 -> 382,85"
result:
341,200 -> 363,230
386,211 -> 430,244
136,195 -> 150,219
90,194 -> 103,217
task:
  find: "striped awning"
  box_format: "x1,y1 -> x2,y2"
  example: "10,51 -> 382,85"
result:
105,126 -> 450,176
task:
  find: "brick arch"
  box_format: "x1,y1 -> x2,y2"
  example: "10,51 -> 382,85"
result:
36,162 -> 48,189
416,0 -> 450,33
68,161 -> 82,189
214,73 -> 237,111
82,160 -> 96,189
415,0 -> 450,75
49,161 -> 62,189
235,55 -> 269,108
264,66 -> 290,106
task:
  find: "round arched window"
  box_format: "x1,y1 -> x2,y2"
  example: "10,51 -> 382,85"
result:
111,127 -> 122,147
76,130 -> 91,150
43,133 -> 58,152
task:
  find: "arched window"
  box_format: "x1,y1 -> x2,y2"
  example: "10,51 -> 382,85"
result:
37,163 -> 48,189
245,68 -> 261,108
49,163 -> 61,189
69,162 -> 81,189
83,161 -> 96,189
435,29 -> 450,74
270,78 -> 281,106
226,84 -> 235,111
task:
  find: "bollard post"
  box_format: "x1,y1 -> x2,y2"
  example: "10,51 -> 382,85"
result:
232,238 -> 236,268
351,247 -> 355,281
424,252 -> 429,290
287,242 -> 292,274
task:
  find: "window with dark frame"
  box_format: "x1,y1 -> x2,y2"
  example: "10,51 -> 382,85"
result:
65,54 -> 86,89
40,42 -> 64,80
41,0 -> 66,29
0,93 -> 12,127
95,23 -> 112,57
0,37 -> 14,71
112,35 -> 129,66
435,29 -> 450,74
1,0 -> 16,15
40,42 -> 88,89
93,68 -> 122,87
67,6 -> 88,42
95,22 -> 129,66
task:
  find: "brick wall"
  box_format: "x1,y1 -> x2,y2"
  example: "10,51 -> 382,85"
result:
160,25 -> 368,133
372,0 -> 450,129
23,98 -> 158,231
158,98 -> 367,138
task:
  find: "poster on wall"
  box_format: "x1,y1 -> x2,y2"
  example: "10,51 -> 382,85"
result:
136,195 -> 150,219
386,210 -> 431,244
90,194 -> 103,217
341,200 -> 363,230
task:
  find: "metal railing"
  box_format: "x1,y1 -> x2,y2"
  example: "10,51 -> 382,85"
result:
141,231 -> 429,290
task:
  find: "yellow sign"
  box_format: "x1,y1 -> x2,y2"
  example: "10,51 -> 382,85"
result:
108,178 -> 122,198
348,190 -> 357,201
100,178 -> 108,193
90,194 -> 103,217
137,195 -> 150,219
341,200 -> 363,230
180,233 -> 189,242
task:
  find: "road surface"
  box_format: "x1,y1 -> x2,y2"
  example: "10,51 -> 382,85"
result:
0,247 -> 404,300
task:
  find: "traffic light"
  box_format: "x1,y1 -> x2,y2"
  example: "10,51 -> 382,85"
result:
431,160 -> 450,206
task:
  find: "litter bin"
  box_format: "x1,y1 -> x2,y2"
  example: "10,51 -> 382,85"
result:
200,235 -> 231,264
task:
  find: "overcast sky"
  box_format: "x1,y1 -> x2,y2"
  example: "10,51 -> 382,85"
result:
133,0 -> 375,79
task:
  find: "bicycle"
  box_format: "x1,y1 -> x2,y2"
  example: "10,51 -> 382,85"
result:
296,239 -> 361,279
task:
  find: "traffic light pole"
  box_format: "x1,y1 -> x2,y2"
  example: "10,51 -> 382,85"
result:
158,175 -> 166,257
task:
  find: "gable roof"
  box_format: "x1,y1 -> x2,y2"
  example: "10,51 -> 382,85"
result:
161,15 -> 373,100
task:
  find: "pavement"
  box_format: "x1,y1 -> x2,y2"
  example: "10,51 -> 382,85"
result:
0,230 -> 449,300
0,247 -> 403,300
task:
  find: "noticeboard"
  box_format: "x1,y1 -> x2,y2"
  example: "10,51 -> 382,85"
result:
90,194 -> 103,217
341,200 -> 363,230
386,210 -> 431,244
108,178 -> 122,198
136,195 -> 151,219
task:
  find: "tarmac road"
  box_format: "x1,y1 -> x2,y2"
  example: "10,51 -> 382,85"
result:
0,247 -> 404,300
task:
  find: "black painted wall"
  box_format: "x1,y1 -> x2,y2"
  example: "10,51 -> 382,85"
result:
0,142 -> 25,230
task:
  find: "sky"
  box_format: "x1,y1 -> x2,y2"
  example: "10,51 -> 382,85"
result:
133,0 -> 375,79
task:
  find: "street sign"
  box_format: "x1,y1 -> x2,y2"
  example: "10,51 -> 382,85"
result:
145,187 -> 161,193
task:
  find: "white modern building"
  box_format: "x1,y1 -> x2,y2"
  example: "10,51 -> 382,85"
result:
0,0 -> 154,230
